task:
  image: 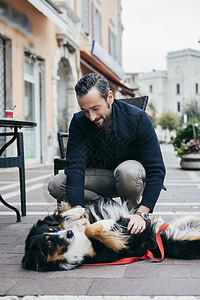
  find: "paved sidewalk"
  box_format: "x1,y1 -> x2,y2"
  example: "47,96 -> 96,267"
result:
0,144 -> 200,298
0,296 -> 200,300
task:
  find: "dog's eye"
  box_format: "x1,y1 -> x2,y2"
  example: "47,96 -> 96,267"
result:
47,240 -> 52,247
47,240 -> 52,248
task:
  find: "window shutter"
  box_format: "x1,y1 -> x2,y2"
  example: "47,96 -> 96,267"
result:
81,0 -> 85,29
82,0 -> 90,35
113,34 -> 117,60
109,27 -> 117,59
86,0 -> 90,35
109,27 -> 111,54
92,2 -> 96,41
99,12 -> 102,45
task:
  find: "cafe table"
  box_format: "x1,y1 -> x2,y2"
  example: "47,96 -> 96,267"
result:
0,119 -> 37,222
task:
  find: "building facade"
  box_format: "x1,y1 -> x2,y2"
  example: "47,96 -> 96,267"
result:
0,0 -> 79,164
125,49 -> 200,141
167,49 -> 200,115
78,0 -> 134,98
0,0 -> 133,165
127,49 -> 200,118
136,70 -> 168,117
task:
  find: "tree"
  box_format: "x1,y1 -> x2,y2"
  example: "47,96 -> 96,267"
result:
157,111 -> 179,131
182,101 -> 200,123
147,102 -> 157,127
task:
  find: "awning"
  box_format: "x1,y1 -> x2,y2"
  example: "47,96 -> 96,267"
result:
91,41 -> 124,79
80,50 -> 136,97
27,0 -> 68,32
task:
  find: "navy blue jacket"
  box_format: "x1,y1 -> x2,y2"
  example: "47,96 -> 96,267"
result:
65,99 -> 166,212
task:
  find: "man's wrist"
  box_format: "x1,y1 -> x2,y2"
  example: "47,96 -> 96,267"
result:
134,205 -> 150,221
136,205 -> 150,214
134,211 -> 149,221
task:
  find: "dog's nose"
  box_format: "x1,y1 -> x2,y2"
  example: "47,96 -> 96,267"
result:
66,230 -> 74,238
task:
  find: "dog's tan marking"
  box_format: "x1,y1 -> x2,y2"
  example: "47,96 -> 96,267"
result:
85,223 -> 128,252
58,204 -> 85,230
58,223 -> 65,230
58,203 -> 72,214
85,249 -> 96,257
85,222 -> 104,237
49,228 -> 54,232
47,245 -> 67,262
181,236 -> 200,241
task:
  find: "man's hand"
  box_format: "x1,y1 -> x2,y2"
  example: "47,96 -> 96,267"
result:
75,217 -> 90,232
124,205 -> 150,235
124,214 -> 146,235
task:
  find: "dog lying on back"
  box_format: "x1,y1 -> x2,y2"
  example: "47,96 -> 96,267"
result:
22,198 -> 200,271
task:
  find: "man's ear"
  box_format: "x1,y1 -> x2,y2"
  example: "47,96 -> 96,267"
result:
107,90 -> 114,105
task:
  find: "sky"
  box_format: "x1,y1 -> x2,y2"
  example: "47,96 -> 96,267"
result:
121,0 -> 200,73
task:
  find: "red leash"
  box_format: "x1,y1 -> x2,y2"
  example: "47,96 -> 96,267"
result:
83,222 -> 169,266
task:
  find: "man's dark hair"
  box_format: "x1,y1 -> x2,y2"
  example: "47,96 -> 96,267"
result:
75,73 -> 110,100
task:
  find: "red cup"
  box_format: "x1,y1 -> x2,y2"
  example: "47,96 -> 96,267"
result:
5,110 -> 17,118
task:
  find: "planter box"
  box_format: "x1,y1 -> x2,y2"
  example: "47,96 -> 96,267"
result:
180,153 -> 200,169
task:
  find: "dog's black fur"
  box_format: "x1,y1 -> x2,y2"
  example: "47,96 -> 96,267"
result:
22,198 -> 200,271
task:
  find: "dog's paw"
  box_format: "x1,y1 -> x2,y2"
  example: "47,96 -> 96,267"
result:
96,219 -> 115,232
61,207 -> 86,220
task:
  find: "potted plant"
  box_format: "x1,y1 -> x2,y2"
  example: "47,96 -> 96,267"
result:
173,121 -> 200,169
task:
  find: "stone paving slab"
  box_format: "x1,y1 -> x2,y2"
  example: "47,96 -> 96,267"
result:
6,278 -> 92,296
54,265 -> 126,279
87,277 -> 200,296
1,297 -> 200,300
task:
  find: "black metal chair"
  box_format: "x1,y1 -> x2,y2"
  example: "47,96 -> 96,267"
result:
0,132 -> 26,222
121,95 -> 148,110
54,96 -> 149,175
54,132 -> 69,175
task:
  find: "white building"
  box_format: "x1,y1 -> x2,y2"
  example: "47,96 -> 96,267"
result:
167,49 -> 200,115
124,49 -> 200,141
126,49 -> 200,118
137,70 -> 167,117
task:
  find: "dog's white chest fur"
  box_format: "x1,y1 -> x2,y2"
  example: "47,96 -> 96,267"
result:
64,227 -> 93,264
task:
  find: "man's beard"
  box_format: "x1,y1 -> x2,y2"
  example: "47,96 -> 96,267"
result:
95,116 -> 109,127
95,104 -> 112,128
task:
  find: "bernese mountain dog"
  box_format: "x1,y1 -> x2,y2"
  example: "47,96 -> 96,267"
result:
22,198 -> 200,271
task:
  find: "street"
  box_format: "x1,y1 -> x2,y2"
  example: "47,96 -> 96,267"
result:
0,144 -> 200,298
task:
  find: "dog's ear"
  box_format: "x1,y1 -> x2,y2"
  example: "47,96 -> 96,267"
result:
22,247 -> 47,271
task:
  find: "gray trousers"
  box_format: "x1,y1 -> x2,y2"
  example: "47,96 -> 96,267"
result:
48,160 -> 146,209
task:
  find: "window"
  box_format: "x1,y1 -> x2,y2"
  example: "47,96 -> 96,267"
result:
149,85 -> 153,93
177,101 -> 181,112
82,0 -> 90,36
176,84 -> 180,94
175,66 -> 181,74
24,52 -> 41,163
196,83 -> 198,94
92,2 -> 102,45
109,22 -> 117,60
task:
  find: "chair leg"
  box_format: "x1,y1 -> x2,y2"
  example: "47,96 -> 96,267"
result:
19,166 -> 26,216
0,195 -> 21,222
17,132 -> 26,217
